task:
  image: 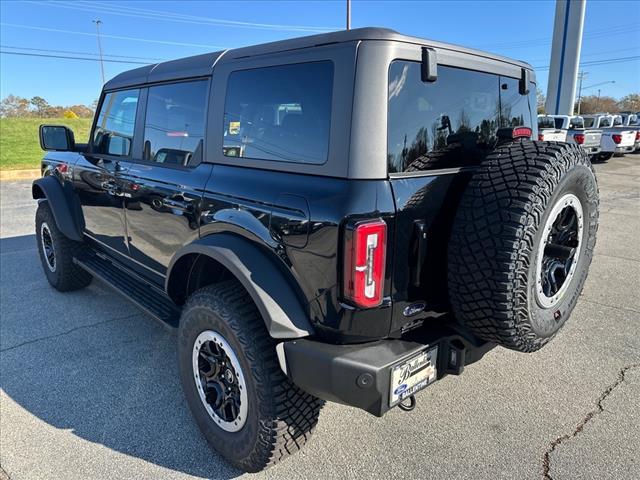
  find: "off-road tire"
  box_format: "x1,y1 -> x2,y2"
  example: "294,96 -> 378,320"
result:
448,141 -> 599,352
35,201 -> 92,291
177,281 -> 323,472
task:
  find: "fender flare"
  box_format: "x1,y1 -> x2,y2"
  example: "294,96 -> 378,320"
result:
166,234 -> 314,339
32,175 -> 84,242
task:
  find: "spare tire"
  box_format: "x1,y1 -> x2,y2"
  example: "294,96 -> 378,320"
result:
448,141 -> 599,352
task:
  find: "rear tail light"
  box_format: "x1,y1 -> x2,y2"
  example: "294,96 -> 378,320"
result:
343,219 -> 387,308
538,133 -> 545,141
574,133 -> 585,145
612,134 -> 622,144
635,131 -> 640,141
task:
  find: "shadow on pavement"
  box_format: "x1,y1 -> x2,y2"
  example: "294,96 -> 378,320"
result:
0,234 -> 242,479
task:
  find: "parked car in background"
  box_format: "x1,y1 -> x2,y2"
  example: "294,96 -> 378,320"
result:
583,114 -> 636,160
537,115 -> 567,141
549,115 -> 602,160
618,113 -> 640,152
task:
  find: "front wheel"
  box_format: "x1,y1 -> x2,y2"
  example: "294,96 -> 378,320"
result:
177,282 -> 323,472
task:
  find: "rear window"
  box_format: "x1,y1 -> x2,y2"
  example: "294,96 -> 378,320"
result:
223,61 -> 333,164
538,116 -> 555,129
554,117 -> 564,129
584,117 -> 595,128
570,117 -> 584,129
387,62 -> 534,173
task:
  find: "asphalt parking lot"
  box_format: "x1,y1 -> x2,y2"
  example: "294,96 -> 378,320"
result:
1,155 -> 639,480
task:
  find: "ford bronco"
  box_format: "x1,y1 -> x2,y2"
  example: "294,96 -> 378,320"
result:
33,28 -> 599,472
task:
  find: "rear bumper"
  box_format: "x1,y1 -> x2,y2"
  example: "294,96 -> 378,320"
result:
582,145 -> 601,155
281,324 -> 494,417
615,145 -> 635,154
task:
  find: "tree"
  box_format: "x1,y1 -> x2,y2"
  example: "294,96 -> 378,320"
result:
30,96 -> 50,117
537,88 -> 546,114
0,95 -> 30,117
577,95 -> 619,115
618,93 -> 640,112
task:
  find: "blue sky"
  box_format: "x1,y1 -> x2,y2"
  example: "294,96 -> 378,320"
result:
1,0 -> 638,106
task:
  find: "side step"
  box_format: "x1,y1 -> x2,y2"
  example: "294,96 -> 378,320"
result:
74,251 -> 181,328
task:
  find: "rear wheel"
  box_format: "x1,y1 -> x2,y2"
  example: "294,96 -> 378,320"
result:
597,152 -> 614,162
35,202 -> 92,291
177,281 -> 323,472
448,141 -> 599,352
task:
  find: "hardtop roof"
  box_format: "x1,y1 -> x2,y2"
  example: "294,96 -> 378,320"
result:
103,27 -> 533,91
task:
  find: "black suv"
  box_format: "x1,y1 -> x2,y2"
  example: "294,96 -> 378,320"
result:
34,28 -> 598,472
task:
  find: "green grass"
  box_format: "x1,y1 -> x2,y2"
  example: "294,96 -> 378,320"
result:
0,117 -> 92,170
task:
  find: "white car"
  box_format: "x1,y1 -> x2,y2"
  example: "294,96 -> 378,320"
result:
583,114 -> 636,160
537,115 -> 567,141
549,115 -> 602,159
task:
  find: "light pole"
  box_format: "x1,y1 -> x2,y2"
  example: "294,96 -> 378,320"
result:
576,71 -> 587,115
583,81 -> 615,114
93,19 -> 105,85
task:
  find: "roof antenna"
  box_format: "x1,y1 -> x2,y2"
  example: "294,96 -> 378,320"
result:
346,0 -> 351,30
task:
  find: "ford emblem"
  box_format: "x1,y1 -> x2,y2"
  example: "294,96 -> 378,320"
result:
394,383 -> 408,395
403,302 -> 426,317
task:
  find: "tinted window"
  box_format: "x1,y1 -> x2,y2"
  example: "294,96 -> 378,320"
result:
538,116 -> 555,129
387,62 -> 533,173
612,116 -> 623,126
584,117 -> 595,128
223,61 -> 333,164
93,89 -> 139,156
570,117 -> 584,129
143,80 -> 208,167
600,117 -> 612,127
554,117 -> 564,129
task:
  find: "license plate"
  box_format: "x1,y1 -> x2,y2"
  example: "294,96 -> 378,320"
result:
389,346 -> 438,407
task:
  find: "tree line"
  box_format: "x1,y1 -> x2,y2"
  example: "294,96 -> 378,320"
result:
537,90 -> 640,115
0,95 -> 96,119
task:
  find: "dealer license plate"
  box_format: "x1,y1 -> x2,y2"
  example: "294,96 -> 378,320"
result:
389,346 -> 438,407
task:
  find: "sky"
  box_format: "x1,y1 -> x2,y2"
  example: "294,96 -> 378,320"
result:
1,0 -> 638,107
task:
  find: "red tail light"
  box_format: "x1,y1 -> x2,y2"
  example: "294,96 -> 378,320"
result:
512,127 -> 532,138
574,133 -> 585,145
635,131 -> 640,141
538,133 -> 544,141
612,134 -> 622,144
343,219 -> 387,308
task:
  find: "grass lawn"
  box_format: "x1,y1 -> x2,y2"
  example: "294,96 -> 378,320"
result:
0,117 -> 92,170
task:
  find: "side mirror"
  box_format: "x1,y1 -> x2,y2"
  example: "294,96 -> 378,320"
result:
39,125 -> 76,152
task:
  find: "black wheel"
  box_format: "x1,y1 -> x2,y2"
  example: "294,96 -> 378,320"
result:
177,281 -> 323,472
35,202 -> 92,292
448,141 -> 599,352
598,152 -> 614,162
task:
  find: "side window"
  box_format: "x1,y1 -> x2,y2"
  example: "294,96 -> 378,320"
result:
387,62 -> 534,173
93,89 -> 140,156
222,61 -> 334,164
143,80 -> 208,167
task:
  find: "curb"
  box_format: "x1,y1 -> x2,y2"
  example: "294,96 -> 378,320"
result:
0,169 -> 40,181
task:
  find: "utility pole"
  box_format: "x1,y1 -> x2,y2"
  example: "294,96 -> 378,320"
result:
576,70 -> 587,115
596,89 -> 601,112
93,19 -> 105,85
346,0 -> 351,30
